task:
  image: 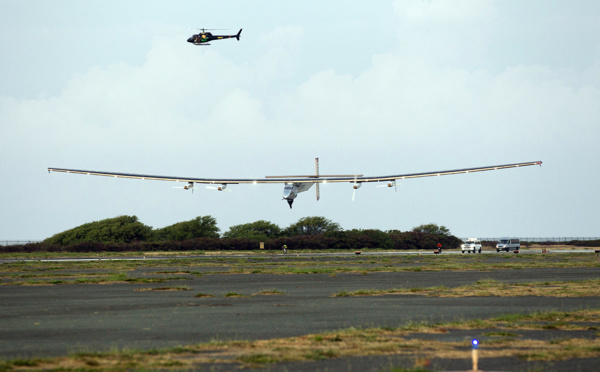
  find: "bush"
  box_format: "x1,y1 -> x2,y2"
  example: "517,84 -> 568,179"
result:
43,216 -> 152,246
153,216 -> 220,241
21,216 -> 464,253
283,216 -> 342,236
570,240 -> 600,247
5,229 -> 464,253
222,220 -> 282,240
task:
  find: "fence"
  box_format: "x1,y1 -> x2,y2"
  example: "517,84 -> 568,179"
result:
3,237 -> 599,247
0,241 -> 42,247
469,237 -> 600,242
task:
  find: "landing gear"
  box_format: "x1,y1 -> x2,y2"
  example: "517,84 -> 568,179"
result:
287,199 -> 294,209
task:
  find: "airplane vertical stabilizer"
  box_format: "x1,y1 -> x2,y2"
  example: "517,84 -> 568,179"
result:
315,157 -> 320,201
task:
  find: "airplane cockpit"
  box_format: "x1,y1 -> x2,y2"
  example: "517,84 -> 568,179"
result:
283,184 -> 298,208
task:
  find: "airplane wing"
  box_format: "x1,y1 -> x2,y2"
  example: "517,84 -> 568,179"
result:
47,160 -> 542,185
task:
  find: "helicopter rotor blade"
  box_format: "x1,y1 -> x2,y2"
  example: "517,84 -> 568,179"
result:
192,28 -> 228,32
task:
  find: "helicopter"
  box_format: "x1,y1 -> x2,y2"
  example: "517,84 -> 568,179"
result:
187,28 -> 242,45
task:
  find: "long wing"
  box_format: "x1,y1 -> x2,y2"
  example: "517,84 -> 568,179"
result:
47,161 -> 542,185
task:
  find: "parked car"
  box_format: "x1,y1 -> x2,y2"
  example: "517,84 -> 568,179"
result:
461,238 -> 482,254
496,238 -> 520,252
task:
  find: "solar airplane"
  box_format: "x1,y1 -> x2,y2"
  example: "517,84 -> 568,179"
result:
48,159 -> 542,208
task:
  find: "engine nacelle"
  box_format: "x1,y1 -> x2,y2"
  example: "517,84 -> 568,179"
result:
353,182 -> 362,190
206,183 -> 227,191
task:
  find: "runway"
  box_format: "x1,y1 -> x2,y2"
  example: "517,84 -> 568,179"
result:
0,247 -> 594,264
1,267 -> 599,360
1,250 -> 599,371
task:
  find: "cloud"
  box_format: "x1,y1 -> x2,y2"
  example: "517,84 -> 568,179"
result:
256,26 -> 305,80
392,0 -> 498,67
394,0 -> 497,23
1,1 -> 599,239
5,3 -> 595,166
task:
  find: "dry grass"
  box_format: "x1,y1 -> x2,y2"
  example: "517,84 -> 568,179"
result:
333,279 -> 600,298
4,309 -> 599,370
254,288 -> 286,295
2,252 -> 600,286
133,286 -> 190,292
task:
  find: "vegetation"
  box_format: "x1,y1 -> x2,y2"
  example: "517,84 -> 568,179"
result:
1,309 -> 598,370
222,220 -> 282,240
2,253 -> 598,286
333,279 -> 600,298
412,223 -> 451,236
481,239 -> 600,248
43,215 -> 153,246
283,216 -> 342,236
152,216 -> 220,240
42,215 -> 220,246
7,218 -> 463,252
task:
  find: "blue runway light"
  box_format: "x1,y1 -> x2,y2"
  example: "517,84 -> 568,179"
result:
472,339 -> 479,349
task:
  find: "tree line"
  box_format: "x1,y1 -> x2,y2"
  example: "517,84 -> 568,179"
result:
3,216 -> 462,252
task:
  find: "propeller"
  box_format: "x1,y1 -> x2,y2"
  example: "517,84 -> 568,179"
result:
173,182 -> 195,193
352,176 -> 361,201
376,181 -> 399,192
206,184 -> 230,192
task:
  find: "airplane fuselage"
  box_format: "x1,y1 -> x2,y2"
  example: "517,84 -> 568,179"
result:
282,183 -> 315,208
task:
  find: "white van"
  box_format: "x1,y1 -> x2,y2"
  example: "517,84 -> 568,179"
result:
496,238 -> 520,252
461,238 -> 482,254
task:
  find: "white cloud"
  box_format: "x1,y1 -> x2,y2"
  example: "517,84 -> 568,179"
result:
256,26 -> 305,81
394,0 -> 497,23
392,0 -> 498,67
1,1 -> 599,239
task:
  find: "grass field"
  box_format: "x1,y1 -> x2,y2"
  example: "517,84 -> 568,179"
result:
1,309 -> 598,371
1,251 -> 599,286
1,251 -> 598,371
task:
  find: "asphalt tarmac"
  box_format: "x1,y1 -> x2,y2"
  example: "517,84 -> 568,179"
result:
1,259 -> 599,371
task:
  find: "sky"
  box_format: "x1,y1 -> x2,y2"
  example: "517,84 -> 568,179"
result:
1,0 -> 599,241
